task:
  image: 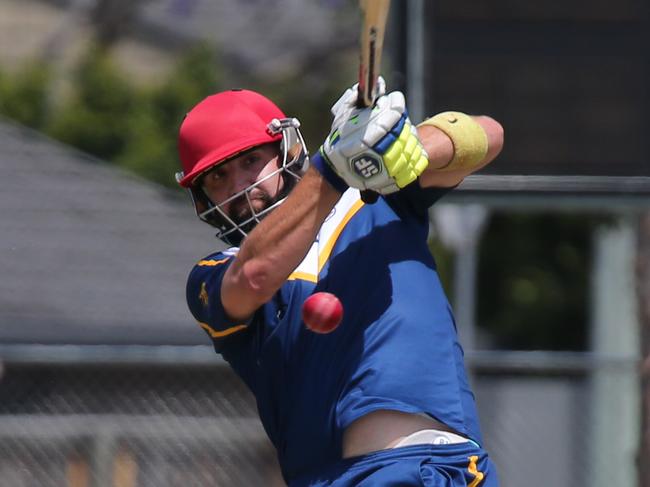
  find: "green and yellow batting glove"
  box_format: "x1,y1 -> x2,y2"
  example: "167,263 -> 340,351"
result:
319,87 -> 429,195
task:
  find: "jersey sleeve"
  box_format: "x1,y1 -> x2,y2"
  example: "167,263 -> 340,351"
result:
186,253 -> 252,349
384,180 -> 455,220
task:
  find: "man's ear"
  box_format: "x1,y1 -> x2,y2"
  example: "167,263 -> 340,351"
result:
287,142 -> 302,163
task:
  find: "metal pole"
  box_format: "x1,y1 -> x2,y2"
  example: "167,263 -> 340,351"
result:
406,0 -> 425,123
453,239 -> 479,350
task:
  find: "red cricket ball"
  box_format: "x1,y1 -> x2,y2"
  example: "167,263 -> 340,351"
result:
301,292 -> 344,334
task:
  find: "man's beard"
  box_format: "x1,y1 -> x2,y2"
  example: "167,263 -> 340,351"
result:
223,173 -> 298,237
227,189 -> 275,233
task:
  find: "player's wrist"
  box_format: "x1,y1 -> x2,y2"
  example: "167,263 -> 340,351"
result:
416,124 -> 455,170
311,150 -> 349,194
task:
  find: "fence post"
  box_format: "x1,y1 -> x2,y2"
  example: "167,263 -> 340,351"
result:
636,211 -> 650,487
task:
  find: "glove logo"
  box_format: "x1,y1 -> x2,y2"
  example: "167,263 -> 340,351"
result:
351,154 -> 382,179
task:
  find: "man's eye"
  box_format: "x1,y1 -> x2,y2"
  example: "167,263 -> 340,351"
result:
244,155 -> 259,166
212,168 -> 227,179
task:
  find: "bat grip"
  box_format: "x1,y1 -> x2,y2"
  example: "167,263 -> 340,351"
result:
356,85 -> 381,204
356,85 -> 368,109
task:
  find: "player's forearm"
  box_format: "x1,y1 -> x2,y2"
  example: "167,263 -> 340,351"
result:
418,115 -> 504,188
222,167 -> 340,320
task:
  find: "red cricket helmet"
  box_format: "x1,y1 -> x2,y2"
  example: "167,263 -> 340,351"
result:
177,89 -> 287,188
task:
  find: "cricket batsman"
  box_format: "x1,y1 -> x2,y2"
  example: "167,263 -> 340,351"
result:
176,81 -> 504,485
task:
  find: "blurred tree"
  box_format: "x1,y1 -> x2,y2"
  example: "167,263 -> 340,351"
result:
118,44 -> 222,187
148,44 -> 222,136
0,62 -> 50,129
45,43 -> 222,188
257,53 -> 357,152
477,213 -> 607,350
47,47 -> 137,161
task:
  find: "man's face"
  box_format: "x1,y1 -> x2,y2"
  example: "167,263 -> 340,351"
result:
200,143 -> 284,225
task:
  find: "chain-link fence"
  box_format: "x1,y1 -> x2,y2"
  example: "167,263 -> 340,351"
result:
471,352 -> 640,487
0,346 -> 640,487
0,351 -> 284,487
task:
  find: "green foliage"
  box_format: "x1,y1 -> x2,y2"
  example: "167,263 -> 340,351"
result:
0,61 -> 51,128
116,106 -> 178,186
0,42 -> 348,186
118,44 -> 222,187
253,58 -> 356,153
41,44 -> 222,187
477,213 -> 608,351
47,47 -> 138,161
149,44 -> 221,133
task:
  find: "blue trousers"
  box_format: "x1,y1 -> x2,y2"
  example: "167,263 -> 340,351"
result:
290,443 -> 498,487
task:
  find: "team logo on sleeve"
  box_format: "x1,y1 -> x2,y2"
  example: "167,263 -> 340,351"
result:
199,282 -> 209,307
351,153 -> 382,179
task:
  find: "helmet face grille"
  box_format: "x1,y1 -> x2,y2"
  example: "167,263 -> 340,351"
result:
185,118 -> 309,246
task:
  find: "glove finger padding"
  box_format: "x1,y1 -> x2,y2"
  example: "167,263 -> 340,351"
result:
322,91 -> 429,195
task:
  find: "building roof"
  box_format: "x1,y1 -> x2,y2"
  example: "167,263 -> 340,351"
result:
0,118 -> 224,345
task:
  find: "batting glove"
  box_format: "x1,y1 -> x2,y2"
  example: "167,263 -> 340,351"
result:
317,82 -> 429,195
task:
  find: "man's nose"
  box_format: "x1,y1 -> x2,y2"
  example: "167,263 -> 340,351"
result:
231,169 -> 257,196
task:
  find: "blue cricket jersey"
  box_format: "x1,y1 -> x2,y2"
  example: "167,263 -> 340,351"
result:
186,182 -> 483,483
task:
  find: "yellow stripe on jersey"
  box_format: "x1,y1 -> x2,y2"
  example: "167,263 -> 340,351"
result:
318,198 -> 364,271
467,455 -> 485,487
198,321 -> 248,338
287,271 -> 318,283
197,258 -> 230,266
